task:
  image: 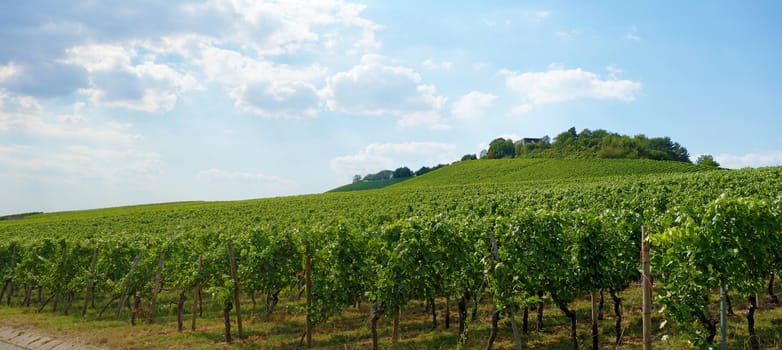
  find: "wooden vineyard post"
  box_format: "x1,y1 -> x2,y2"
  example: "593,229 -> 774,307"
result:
116,253 -> 141,320
305,244 -> 313,349
4,244 -> 17,305
591,291 -> 599,350
227,241 -> 243,340
82,247 -> 99,317
392,306 -> 401,348
5,244 -> 17,305
719,285 -> 727,350
191,255 -> 202,331
148,253 -> 164,323
641,226 -> 652,350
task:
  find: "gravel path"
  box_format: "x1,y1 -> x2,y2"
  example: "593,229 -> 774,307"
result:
0,327 -> 102,350
0,339 -> 27,350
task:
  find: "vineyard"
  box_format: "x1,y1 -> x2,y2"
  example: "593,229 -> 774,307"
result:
1,159 -> 782,349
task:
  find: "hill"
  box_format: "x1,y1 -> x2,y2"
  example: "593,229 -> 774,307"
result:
327,177 -> 411,192
386,158 -> 714,190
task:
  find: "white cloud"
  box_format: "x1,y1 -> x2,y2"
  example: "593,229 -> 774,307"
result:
511,103 -> 534,115
502,65 -> 641,112
0,94 -> 160,188
0,144 -> 163,186
625,26 -> 641,41
713,151 -> 782,169
0,93 -> 157,184
534,10 -> 551,19
605,65 -> 623,77
141,35 -> 329,118
230,80 -> 321,118
330,141 -> 457,180
194,168 -> 300,200
1,0 -> 380,119
452,91 -> 497,119
422,59 -> 453,71
325,56 -> 448,128
397,111 -> 450,130
189,0 -> 381,56
64,44 -> 201,112
0,63 -> 21,81
0,94 -> 142,142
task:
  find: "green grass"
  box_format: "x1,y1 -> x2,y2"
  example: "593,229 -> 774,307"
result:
3,285 -> 782,349
0,158 -> 714,230
327,178 -> 411,192
389,158 -> 713,189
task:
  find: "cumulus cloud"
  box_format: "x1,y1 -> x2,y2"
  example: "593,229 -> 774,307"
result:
325,56 -> 448,128
181,0 -> 380,56
0,63 -> 21,81
0,93 -> 158,187
330,141 -> 457,180
231,80 -> 321,118
326,58 -> 445,114
156,39 -> 329,118
0,61 -> 88,97
452,91 -> 497,119
0,0 -> 381,118
0,93 -> 142,142
714,151 -> 782,169
62,44 -> 201,112
501,65 -> 641,113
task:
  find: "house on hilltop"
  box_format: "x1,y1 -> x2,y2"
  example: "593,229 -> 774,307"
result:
514,138 -> 542,146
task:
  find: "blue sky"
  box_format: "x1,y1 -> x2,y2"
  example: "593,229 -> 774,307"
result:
1,1 -> 781,214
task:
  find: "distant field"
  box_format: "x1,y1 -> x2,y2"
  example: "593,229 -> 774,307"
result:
390,158 -> 712,189
327,177 -> 410,192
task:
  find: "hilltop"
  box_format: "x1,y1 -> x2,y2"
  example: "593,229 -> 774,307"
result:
389,158 -> 712,189
330,127 -> 715,192
331,157 -> 713,193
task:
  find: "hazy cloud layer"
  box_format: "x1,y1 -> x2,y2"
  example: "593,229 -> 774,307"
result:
330,142 -> 457,180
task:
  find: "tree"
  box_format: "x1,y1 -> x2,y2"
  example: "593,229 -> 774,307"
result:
486,138 -> 515,159
352,175 -> 362,183
696,154 -> 720,168
364,170 -> 393,181
553,127 -> 578,148
460,154 -> 477,161
415,166 -> 432,176
393,167 -> 414,178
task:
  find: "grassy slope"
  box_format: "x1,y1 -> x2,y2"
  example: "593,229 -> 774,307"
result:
0,159 -> 712,228
390,158 -> 711,189
327,177 -> 410,192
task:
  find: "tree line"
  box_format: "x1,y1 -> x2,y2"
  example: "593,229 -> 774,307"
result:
353,164 -> 448,183
465,127 -> 720,166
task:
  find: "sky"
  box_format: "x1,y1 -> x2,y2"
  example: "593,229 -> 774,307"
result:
1,1 -> 781,214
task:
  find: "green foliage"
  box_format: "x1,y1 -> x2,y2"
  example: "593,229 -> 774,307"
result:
1,157 -> 782,348
651,195 -> 781,345
695,154 -> 720,168
460,154 -> 477,161
393,166 -> 414,178
512,127 -> 691,162
327,177 -> 410,192
485,138 -> 515,159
